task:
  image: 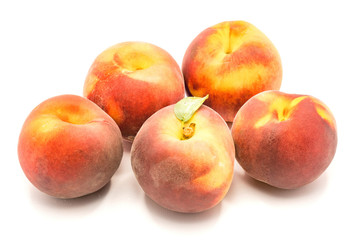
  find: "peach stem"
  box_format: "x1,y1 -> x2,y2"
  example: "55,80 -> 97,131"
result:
182,123 -> 196,140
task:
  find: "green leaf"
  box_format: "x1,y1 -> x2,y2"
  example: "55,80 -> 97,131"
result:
174,95 -> 209,122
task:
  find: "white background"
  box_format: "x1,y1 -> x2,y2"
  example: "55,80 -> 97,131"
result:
1,0 -> 354,239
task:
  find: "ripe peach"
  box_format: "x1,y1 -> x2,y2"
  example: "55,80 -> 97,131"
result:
131,105 -> 235,213
231,90 -> 337,189
182,20 -> 282,122
84,41 -> 185,140
18,95 -> 123,198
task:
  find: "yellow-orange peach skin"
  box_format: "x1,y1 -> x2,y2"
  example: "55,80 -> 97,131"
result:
131,105 -> 235,213
231,90 -> 337,189
84,41 -> 185,140
182,21 -> 282,122
18,95 -> 123,198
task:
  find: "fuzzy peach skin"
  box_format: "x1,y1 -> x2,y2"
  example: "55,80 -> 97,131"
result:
231,90 -> 337,189
182,21 -> 282,122
84,41 -> 185,141
131,105 -> 235,213
18,95 -> 123,198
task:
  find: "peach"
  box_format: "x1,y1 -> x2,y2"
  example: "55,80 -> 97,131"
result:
18,95 -> 123,198
131,104 -> 235,213
182,20 -> 282,122
84,41 -> 185,140
231,90 -> 337,189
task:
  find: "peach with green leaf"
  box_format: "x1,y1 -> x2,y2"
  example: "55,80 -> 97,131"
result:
131,95 -> 235,213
